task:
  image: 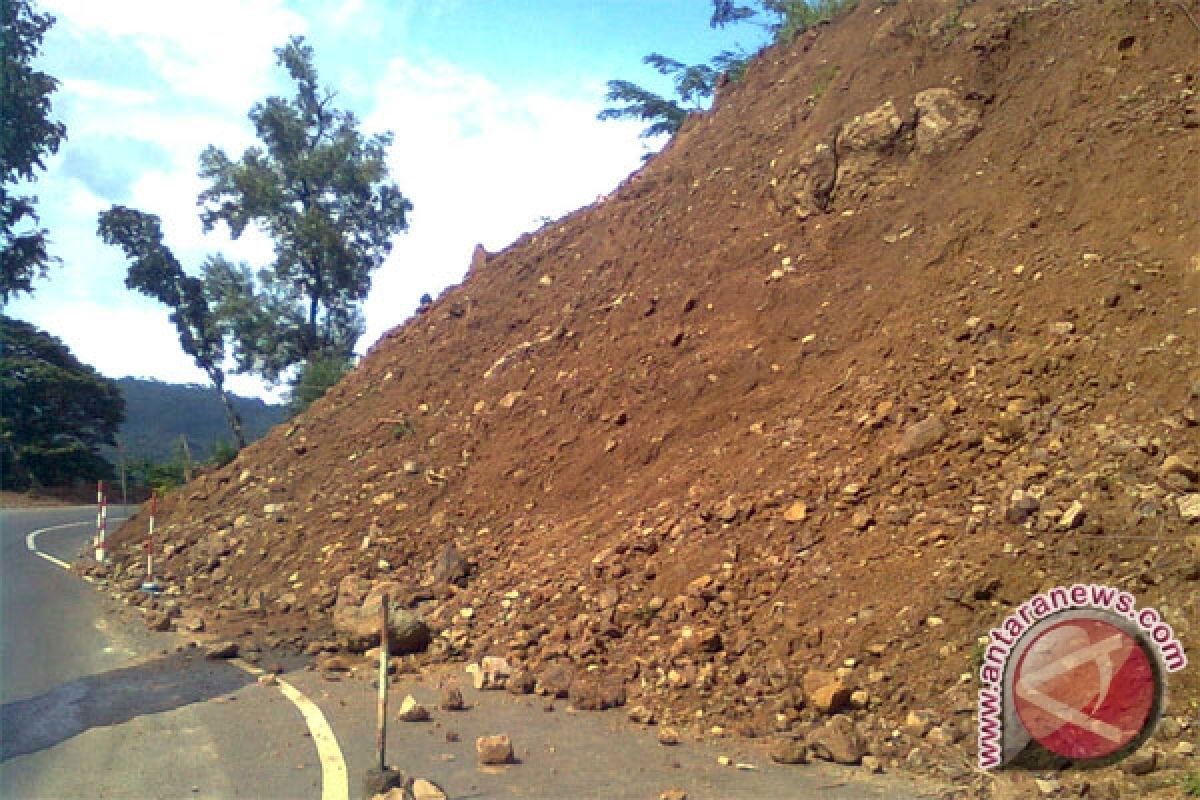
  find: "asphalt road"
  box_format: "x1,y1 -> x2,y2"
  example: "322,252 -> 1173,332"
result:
0,506 -> 326,799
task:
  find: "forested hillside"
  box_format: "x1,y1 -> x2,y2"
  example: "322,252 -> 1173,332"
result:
109,377 -> 286,463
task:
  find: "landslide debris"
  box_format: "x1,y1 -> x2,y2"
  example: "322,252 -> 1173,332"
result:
88,1 -> 1200,796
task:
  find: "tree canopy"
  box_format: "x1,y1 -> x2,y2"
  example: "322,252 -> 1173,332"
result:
599,1 -> 856,141
197,36 -> 411,382
97,206 -> 247,448
1,0 -> 67,304
1,315 -> 123,489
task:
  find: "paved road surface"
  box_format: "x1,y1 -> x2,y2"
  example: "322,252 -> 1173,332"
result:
0,507 -> 325,799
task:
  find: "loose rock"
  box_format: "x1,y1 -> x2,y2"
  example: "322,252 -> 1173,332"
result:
476,734 -> 515,765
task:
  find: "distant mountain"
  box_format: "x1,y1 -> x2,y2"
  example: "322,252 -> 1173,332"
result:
107,377 -> 288,463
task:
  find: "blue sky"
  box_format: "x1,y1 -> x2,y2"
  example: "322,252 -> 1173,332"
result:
7,1 -> 769,400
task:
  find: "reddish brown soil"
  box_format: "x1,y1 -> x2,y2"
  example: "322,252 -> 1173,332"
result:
92,1 -> 1199,795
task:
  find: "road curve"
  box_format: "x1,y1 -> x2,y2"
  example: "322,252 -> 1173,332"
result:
0,506 -> 339,799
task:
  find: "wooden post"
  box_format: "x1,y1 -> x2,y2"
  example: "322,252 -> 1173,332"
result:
376,593 -> 389,772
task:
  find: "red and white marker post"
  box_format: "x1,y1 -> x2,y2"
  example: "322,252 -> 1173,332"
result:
94,480 -> 108,562
142,492 -> 161,592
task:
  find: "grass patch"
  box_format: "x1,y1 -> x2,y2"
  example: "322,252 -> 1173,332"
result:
777,0 -> 860,43
810,64 -> 841,100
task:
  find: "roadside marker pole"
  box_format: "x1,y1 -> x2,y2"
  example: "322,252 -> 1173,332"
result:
94,480 -> 107,563
377,593 -> 390,772
142,493 -> 161,592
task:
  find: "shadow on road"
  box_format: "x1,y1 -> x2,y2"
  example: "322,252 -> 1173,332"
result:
0,649 -> 252,762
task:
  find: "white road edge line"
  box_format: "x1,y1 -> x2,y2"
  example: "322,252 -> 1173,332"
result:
25,518 -> 350,800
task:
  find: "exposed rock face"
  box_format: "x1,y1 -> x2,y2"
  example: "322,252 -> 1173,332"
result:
913,88 -> 982,155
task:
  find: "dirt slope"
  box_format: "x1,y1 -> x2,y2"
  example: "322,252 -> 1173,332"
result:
93,1 -> 1199,795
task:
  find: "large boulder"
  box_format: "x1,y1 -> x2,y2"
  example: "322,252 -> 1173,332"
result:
332,576 -> 431,654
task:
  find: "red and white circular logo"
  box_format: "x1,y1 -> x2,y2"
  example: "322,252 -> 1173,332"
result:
1013,617 -> 1158,760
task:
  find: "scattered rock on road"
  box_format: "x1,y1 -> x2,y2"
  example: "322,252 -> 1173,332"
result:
205,641 -> 239,659
476,733 -> 515,765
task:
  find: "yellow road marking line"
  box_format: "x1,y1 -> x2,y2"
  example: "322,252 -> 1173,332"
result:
233,660 -> 349,800
25,517 -> 350,800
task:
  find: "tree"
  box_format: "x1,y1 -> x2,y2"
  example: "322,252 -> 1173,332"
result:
96,207 -> 247,449
714,1 -> 859,41
197,36 -> 411,386
598,50 -> 748,140
0,315 -> 123,489
1,0 -> 67,304
286,349 -> 354,417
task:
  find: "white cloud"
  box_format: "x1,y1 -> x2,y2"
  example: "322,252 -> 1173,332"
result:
44,0 -> 308,111
60,77 -> 156,107
360,56 -> 650,349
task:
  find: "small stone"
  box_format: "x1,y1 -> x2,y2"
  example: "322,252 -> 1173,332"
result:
926,725 -> 957,746
536,663 -> 574,698
628,705 -> 657,725
769,738 -> 808,764
903,710 -> 937,738
411,778 -> 447,800
475,734 -> 514,765
1034,777 -> 1061,796
397,695 -> 431,722
810,682 -> 851,714
1122,747 -> 1158,775
659,789 -> 687,800
569,677 -> 626,710
1178,494 -> 1200,522
1058,501 -> 1086,530
439,686 -> 460,710
658,727 -> 681,746
1051,321 -> 1076,335
506,670 -> 536,695
783,501 -> 808,523
257,674 -> 278,687
1174,741 -> 1195,756
861,755 -> 883,773
1006,489 -> 1040,524
144,610 -> 171,632
717,755 -> 732,767
206,641 -> 239,659
1162,455 -> 1198,483
895,415 -> 947,459
807,715 -> 865,764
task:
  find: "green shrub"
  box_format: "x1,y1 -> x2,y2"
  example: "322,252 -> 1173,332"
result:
776,0 -> 859,43
210,439 -> 239,467
288,351 -> 354,416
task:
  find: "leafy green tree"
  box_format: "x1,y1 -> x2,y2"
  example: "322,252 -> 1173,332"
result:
0,315 -> 123,488
286,349 -> 354,417
96,207 -> 247,449
598,50 -> 748,140
713,1 -> 858,41
600,2 -> 856,141
1,0 -> 67,304
197,36 -> 411,382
